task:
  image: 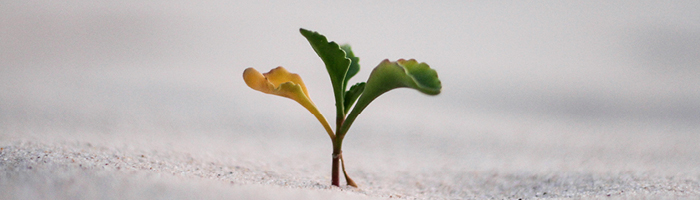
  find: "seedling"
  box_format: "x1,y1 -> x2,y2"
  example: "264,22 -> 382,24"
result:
243,28 -> 442,187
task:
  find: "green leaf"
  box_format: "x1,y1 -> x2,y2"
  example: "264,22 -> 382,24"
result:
337,59 -> 441,138
340,44 -> 360,92
300,28 -> 351,119
343,82 -> 365,114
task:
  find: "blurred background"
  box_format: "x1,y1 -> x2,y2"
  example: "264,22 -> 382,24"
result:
2,1 -> 699,175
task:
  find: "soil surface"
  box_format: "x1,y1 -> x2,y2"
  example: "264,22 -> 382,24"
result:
2,127 -> 699,199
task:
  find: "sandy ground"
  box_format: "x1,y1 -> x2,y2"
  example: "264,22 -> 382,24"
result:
2,122 -> 699,199
0,135 -> 380,200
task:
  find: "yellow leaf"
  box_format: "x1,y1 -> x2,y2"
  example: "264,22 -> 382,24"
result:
243,67 -> 335,139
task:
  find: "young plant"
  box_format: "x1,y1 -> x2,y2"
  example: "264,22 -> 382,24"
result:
243,28 -> 442,187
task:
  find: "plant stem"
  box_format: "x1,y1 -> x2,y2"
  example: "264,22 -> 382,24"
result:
331,148 -> 341,186
340,153 -> 357,187
331,117 -> 344,187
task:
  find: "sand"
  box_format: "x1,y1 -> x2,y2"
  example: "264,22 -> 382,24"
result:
2,125 -> 699,200
0,139 -> 378,200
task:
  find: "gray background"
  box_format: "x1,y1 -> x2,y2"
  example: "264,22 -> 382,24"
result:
2,1 -> 700,199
